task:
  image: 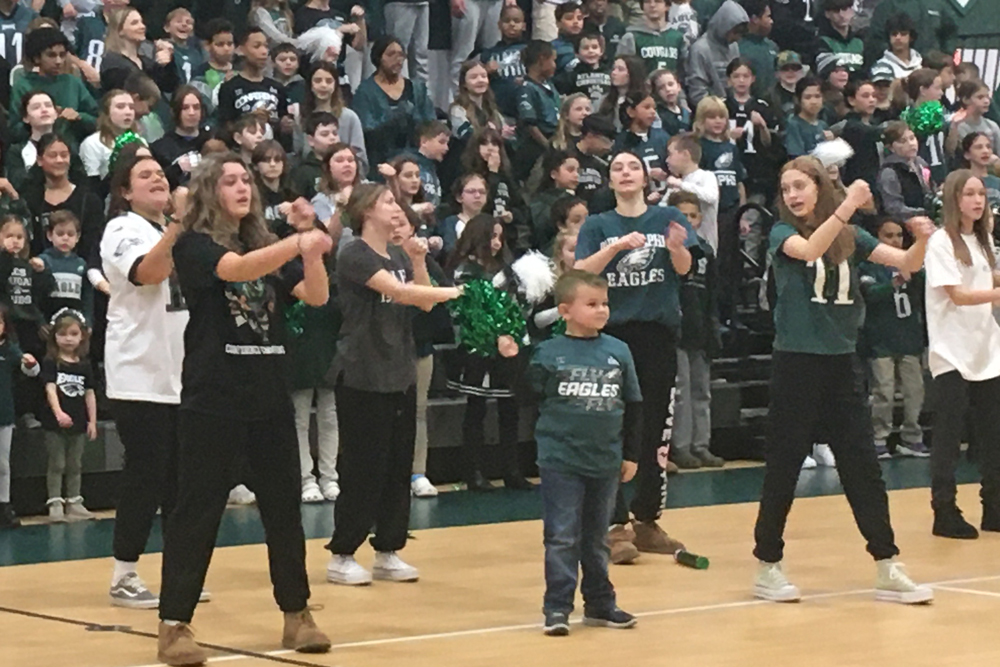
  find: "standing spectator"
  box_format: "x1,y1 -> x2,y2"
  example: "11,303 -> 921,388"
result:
163,7 -> 205,84
481,5 -> 528,121
554,27 -> 612,110
946,80 -> 1000,160
514,40 -> 561,181
151,85 -> 212,190
250,0 -> 295,49
617,0 -> 685,79
551,3 -> 585,72
584,0 -> 626,64
963,133 -> 1000,215
190,19 -> 235,115
813,0 -> 863,78
614,92 -> 669,200
685,0 -> 748,108
665,132 -> 719,251
873,13 -> 922,81
450,60 -> 507,140
450,0 -> 503,98
216,27 -> 294,144
0,305 -> 39,529
650,68 -> 689,135
597,54 -> 648,132
877,121 -> 933,224
769,50 -> 803,121
384,0 -> 430,83
100,7 -> 178,96
784,75 -> 830,158
353,36 -> 435,179
835,80 -> 882,188
865,0 -> 958,68
904,68 -> 948,185
668,0 -> 699,48
725,58 -> 779,216
737,0 -> 778,97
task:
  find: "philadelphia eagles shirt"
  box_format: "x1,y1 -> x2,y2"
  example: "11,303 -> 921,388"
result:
216,74 -> 289,128
575,205 -> 697,329
40,358 -> 94,434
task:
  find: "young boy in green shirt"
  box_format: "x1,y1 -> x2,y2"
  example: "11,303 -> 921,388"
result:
617,0 -> 685,76
190,19 -> 235,115
515,40 -> 560,182
164,7 -> 205,85
737,0 -> 778,97
529,270 -> 641,636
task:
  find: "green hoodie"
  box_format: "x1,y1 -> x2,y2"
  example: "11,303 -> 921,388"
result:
289,151 -> 325,201
8,71 -> 99,143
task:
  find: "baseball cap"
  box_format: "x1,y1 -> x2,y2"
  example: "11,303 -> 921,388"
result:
776,51 -> 803,70
581,114 -> 617,141
869,63 -> 895,84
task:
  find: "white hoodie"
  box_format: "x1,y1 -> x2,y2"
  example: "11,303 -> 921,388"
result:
876,49 -> 923,80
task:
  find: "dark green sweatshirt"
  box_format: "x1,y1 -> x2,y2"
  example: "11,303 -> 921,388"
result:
0,250 -> 54,324
859,263 -> 926,358
8,71 -> 99,143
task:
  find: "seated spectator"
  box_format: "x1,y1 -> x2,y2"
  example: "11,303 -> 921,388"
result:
5,91 -> 85,192
834,80 -> 882,187
290,111 -> 341,201
80,89 -> 139,184
151,85 -> 212,190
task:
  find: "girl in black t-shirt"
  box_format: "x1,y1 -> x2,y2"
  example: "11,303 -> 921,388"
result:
326,183 -> 460,586
41,308 -> 96,523
155,153 -> 333,666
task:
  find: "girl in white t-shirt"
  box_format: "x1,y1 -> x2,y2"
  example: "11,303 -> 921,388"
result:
924,169 -> 1000,540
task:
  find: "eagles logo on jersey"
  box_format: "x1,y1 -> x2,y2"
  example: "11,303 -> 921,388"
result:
616,246 -> 656,274
715,152 -> 734,169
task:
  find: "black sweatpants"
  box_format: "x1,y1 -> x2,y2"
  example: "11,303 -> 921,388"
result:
604,321 -> 677,525
754,352 -> 898,563
929,371 -> 1000,512
327,383 -> 416,555
460,354 -> 521,480
111,400 -> 179,563
717,204 -> 741,326
159,409 -> 309,623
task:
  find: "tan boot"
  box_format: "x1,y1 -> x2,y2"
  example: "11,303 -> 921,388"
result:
632,520 -> 685,555
157,622 -> 207,666
282,608 -> 332,653
607,524 -> 640,565
666,460 -> 680,475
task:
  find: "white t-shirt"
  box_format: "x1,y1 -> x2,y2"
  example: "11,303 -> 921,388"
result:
101,212 -> 188,403
663,169 -> 720,251
924,228 -> 1000,381
80,132 -> 112,179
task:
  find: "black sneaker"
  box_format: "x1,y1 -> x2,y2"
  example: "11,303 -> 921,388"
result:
982,506 -> 1000,532
933,506 -> 979,539
0,503 -> 20,529
583,607 -> 637,629
543,611 -> 570,636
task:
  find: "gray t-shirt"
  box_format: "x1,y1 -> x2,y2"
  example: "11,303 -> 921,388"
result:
956,116 -> 1000,156
328,241 -> 417,393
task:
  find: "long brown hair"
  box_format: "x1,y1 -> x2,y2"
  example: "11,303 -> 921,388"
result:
778,156 -> 855,265
181,153 -> 275,252
941,169 -> 995,268
318,143 -> 360,196
97,89 -> 135,147
452,60 -> 503,134
343,183 -> 390,234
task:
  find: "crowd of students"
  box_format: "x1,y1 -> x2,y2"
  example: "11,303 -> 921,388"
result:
0,0 -> 998,662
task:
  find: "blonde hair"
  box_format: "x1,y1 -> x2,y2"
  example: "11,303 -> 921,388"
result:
105,7 -> 141,56
181,153 -> 276,252
777,156 -> 856,265
552,229 -> 578,277
552,93 -> 590,151
692,96 -> 730,140
941,169 -> 995,268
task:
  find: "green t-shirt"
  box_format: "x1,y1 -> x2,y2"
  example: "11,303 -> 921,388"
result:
173,42 -> 206,85
530,333 -> 642,477
575,205 -> 698,329
74,12 -> 107,71
769,222 -> 880,355
628,26 -> 684,74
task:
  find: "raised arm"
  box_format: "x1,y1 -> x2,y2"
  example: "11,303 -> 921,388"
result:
782,180 -> 871,263
868,217 -> 934,274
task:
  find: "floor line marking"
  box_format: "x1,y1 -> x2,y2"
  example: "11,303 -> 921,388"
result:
120,572 -> 1000,667
932,585 -> 1000,599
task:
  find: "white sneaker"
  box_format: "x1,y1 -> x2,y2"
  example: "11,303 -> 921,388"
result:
875,559 -> 933,605
65,496 -> 94,520
801,455 -> 818,470
228,484 -> 256,505
198,589 -> 212,603
301,479 -> 324,503
373,551 -> 419,582
326,555 -> 373,586
812,444 -> 836,467
754,561 -> 801,602
411,475 -> 438,498
47,497 -> 65,523
319,478 -> 340,501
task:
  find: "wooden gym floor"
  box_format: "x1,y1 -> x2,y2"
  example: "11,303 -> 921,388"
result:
1,470 -> 998,667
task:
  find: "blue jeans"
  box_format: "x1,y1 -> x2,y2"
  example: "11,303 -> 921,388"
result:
540,467 -> 619,615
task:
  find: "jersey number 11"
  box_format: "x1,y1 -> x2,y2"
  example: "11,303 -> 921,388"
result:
808,257 -> 853,305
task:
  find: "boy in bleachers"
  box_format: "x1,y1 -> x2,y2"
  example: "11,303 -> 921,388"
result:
617,0 -> 684,79
859,219 -> 928,460
164,7 -> 205,85
668,190 -> 722,469
737,0 -> 778,98
216,27 -> 294,145
769,50 -> 804,122
515,40 -> 561,182
665,132 -> 719,251
552,3 -> 586,72
272,44 -> 305,108
583,0 -> 625,64
555,27 -> 611,110
191,19 -> 235,115
482,5 -> 528,122
414,120 -> 450,209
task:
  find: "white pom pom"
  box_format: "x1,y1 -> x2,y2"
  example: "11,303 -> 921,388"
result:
507,251 -> 556,305
296,27 -> 343,63
811,138 -> 855,168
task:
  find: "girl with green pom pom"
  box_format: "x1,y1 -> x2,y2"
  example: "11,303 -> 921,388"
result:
447,214 -> 533,492
903,68 -> 948,185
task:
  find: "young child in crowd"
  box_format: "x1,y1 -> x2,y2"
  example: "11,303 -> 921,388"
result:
725,58 -> 779,207
905,68 -> 948,184
290,111 -> 340,200
784,75 -> 831,158
878,120 -> 933,223
859,219 -> 928,460
482,5 -> 528,122
554,29 -> 612,110
531,151 -> 581,252
666,132 -> 719,250
415,121 -> 451,209
551,94 -> 593,151
963,132 -> 1000,215
516,40 -> 561,181
869,63 -> 899,125
770,51 -> 804,122
460,129 -> 529,251
836,80 -> 882,186
0,304 -> 39,529
450,60 -> 506,141
191,19 -> 236,113
41,308 -> 96,522
615,93 -> 669,200
439,174 -> 489,255
947,80 -> 1000,161
231,114 -> 267,165
448,214 -> 531,492
618,0 -> 684,77
217,27 -> 293,143
271,44 -> 306,106
80,90 -> 139,179
163,8 -> 204,85
650,69 -> 690,135
923,50 -> 957,114
252,140 -> 295,236
875,12 -> 921,80
669,190 -> 722,469
530,270 -> 640,636
552,3 -> 586,72
39,211 -> 92,324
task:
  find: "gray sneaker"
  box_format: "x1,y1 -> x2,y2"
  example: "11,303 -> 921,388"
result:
110,573 -> 160,609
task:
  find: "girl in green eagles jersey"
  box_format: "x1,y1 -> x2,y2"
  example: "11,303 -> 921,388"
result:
753,155 -> 936,606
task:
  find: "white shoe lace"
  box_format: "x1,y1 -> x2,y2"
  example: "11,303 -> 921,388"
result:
886,562 -> 916,589
761,563 -> 791,589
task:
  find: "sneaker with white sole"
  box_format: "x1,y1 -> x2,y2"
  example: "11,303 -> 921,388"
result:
543,611 -> 570,636
110,572 -> 159,609
754,561 -> 802,602
326,555 -> 373,585
801,455 -> 817,470
372,551 -> 419,582
301,479 -> 324,503
582,607 -> 637,629
199,589 -> 212,603
228,484 -> 256,505
875,559 -> 933,604
875,439 -> 892,460
47,497 -> 65,523
411,475 -> 438,498
896,441 -> 930,458
65,497 -> 94,520
319,478 -> 340,501
812,444 -> 836,467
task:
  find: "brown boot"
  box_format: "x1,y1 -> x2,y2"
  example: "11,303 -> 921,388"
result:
282,608 -> 332,653
632,520 -> 685,555
157,622 -> 207,666
607,524 -> 640,565
666,460 -> 680,475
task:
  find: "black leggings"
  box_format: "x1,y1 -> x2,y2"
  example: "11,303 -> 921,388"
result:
929,371 -> 1000,512
159,409 -> 308,623
111,401 -> 179,564
754,352 -> 898,563
327,383 -> 416,555
603,321 -> 677,525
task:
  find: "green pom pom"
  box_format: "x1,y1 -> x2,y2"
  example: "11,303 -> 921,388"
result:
449,279 -> 526,356
902,101 -> 945,137
551,318 -> 567,337
109,131 -> 146,174
285,300 -> 307,338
